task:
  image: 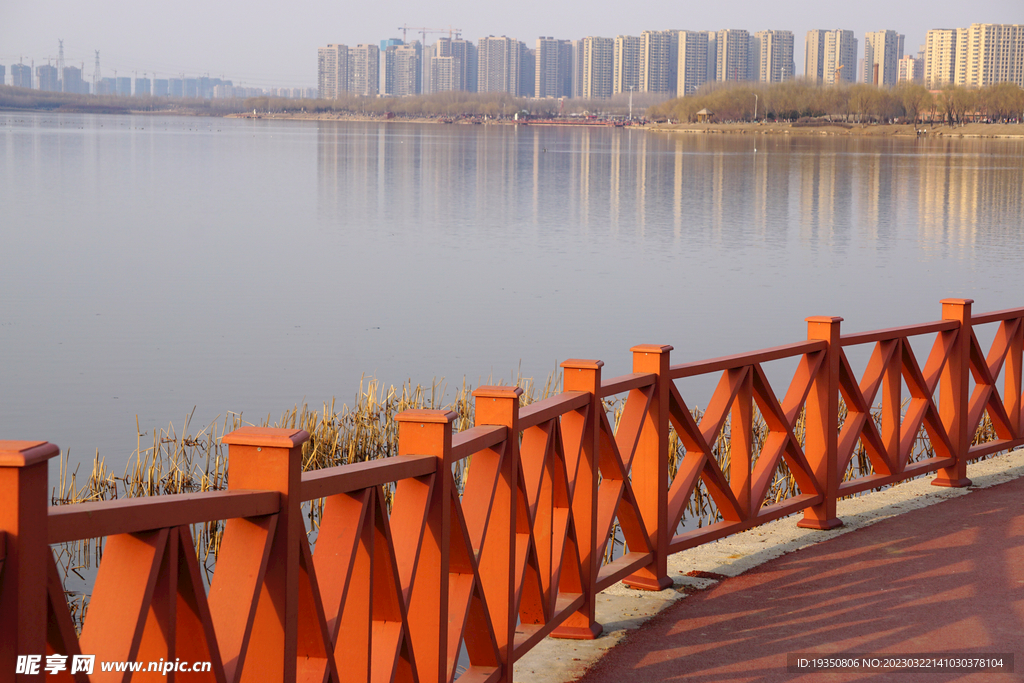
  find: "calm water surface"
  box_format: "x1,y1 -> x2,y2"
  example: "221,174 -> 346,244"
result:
2,113 -> 1022,465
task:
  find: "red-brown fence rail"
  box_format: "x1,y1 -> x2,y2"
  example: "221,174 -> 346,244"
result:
2,298 -> 1022,683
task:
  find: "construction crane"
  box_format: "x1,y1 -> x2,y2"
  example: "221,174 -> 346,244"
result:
396,25 -> 462,45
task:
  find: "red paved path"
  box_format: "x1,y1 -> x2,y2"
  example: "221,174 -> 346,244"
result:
577,476 -> 1024,682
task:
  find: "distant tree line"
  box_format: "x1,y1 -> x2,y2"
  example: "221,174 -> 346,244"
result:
242,91 -> 668,120
0,84 -> 246,115
646,81 -> 1024,126
0,83 -> 669,121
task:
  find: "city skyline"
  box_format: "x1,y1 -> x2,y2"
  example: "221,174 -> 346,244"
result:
1,0 -> 1019,88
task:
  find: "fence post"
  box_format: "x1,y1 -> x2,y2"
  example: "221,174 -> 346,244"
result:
934,298 -> 974,487
221,427 -> 309,683
396,409 -> 455,683
624,345 -> 673,591
798,317 -> 844,530
472,387 -> 521,682
552,360 -> 603,640
0,441 -> 59,682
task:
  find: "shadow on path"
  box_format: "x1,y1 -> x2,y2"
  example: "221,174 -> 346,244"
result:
577,476 -> 1024,682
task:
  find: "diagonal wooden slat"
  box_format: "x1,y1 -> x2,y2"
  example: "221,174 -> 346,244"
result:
172,526 -> 226,683
461,444 -> 504,557
749,362 -> 821,502
321,491 -> 373,680
750,432 -> 788,513
611,386 -> 654,472
520,423 -> 553,521
45,552 -> 88,683
390,473 -> 435,600
446,485 -> 501,683
666,381 -> 743,524
208,515 -> 277,683
698,367 -> 749,447
780,350 -> 825,425
79,528 -> 169,683
921,329 -> 957,394
514,523 -> 546,626
313,490 -> 371,650
368,487 -> 417,683
296,534 -> 340,683
969,328 -> 998,386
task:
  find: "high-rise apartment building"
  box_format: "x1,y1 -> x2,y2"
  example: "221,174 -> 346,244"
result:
676,30 -> 709,96
640,30 -> 678,94
381,39 -> 404,94
863,30 -> 904,85
706,32 -> 718,82
0,65 -> 4,87
383,42 -> 421,97
752,30 -> 794,82
349,44 -> 380,96
807,30 -> 858,84
575,37 -> 614,99
36,65 -> 59,91
896,56 -> 923,83
824,30 -> 857,84
535,37 -> 572,98
135,77 -> 151,96
571,40 -> 586,98
318,44 -> 349,99
12,63 -> 31,88
923,29 -> 961,88
521,48 -> 536,97
613,35 -> 643,94
959,23 -> 1024,87
805,30 -> 826,81
425,37 -> 477,94
478,36 -> 523,95
716,29 -> 751,82
62,66 -> 88,94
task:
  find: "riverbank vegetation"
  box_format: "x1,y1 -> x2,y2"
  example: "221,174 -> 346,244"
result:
0,83 -> 664,120
648,81 -> 1024,126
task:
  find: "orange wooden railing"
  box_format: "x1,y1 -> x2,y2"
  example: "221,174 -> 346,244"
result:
2,298 -> 1023,683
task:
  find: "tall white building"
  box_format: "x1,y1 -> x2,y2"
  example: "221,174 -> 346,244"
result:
805,29 -> 857,84
959,23 -> 1024,87
640,30 -> 678,94
676,30 -> 709,96
318,44 -> 348,98
425,38 -> 477,94
383,42 -> 421,97
752,30 -> 794,82
535,37 -> 572,98
348,44 -> 380,96
923,28 -> 961,88
716,29 -> 751,82
577,37 -> 614,99
478,36 -> 523,95
863,30 -> 904,85
613,35 -> 643,94
896,55 -> 923,83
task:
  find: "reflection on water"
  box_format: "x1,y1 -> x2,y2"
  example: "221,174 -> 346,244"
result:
316,124 -> 1024,259
2,113 -> 1023,465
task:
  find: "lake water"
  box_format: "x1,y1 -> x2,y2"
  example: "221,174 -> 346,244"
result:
2,112 -> 1023,467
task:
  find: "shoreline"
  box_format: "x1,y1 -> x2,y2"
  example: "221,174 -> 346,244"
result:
645,120 -> 1024,138
232,113 -> 1024,138
6,107 -> 1022,138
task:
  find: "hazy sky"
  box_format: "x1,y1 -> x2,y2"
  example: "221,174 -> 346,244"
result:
1,0 -> 1020,88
